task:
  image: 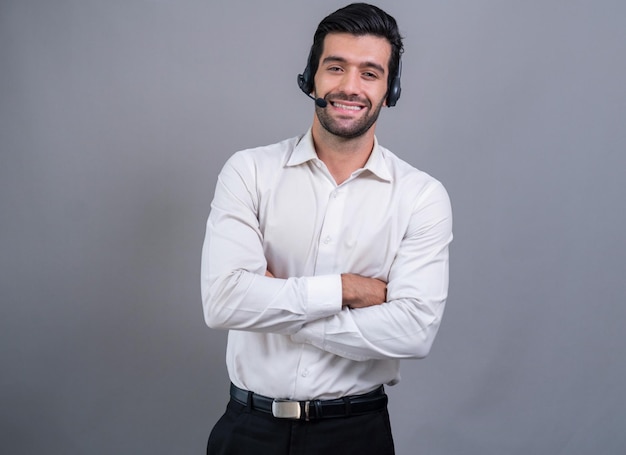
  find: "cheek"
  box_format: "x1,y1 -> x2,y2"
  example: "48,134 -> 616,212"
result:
368,82 -> 389,102
313,76 -> 330,95
373,88 -> 388,107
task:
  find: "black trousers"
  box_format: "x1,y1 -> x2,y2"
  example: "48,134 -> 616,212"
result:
207,399 -> 395,455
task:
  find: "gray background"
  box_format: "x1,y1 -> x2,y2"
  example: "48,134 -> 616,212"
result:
1,0 -> 625,454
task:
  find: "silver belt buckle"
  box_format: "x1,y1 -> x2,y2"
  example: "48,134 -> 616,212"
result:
272,399 -> 305,419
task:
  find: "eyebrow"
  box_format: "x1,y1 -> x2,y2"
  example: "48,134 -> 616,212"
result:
321,56 -> 386,75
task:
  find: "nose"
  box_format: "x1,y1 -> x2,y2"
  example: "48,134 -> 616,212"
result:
337,69 -> 361,95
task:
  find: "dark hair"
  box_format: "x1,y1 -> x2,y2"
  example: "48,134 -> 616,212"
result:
303,3 -> 404,95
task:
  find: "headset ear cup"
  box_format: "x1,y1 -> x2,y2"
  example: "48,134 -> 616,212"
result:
298,49 -> 315,95
297,73 -> 307,93
386,60 -> 402,107
387,77 -> 401,107
301,64 -> 313,94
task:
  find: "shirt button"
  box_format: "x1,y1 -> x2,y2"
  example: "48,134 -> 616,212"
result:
301,369 -> 309,377
323,236 -> 331,244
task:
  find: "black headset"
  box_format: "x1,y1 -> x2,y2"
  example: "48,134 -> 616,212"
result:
297,50 -> 402,107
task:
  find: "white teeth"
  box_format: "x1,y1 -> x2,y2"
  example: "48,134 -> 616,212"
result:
333,102 -> 362,111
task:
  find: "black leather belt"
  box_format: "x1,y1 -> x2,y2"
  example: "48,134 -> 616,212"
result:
230,383 -> 388,421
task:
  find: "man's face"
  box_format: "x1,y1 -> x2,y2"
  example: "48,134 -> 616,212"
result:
313,33 -> 392,139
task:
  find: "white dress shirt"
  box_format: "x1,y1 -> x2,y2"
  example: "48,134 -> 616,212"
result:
201,129 -> 452,400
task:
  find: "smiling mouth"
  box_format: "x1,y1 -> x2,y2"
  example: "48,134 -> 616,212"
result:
331,102 -> 364,111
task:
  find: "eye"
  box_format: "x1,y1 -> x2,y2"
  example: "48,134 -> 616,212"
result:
327,66 -> 343,73
362,71 -> 379,80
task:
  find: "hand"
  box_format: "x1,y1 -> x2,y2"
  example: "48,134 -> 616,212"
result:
265,270 -> 274,278
341,273 -> 387,309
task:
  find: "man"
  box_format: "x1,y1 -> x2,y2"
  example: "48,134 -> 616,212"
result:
201,3 -> 452,454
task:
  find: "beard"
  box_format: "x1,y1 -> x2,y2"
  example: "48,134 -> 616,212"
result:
315,93 -> 385,139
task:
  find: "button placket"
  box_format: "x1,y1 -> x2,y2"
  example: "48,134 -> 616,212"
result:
315,188 -> 345,274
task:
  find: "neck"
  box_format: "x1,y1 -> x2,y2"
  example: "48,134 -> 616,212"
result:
311,119 -> 376,185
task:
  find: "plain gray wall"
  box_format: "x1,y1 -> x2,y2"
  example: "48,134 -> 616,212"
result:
2,0 -> 625,454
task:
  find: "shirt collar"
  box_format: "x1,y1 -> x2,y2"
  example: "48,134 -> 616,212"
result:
286,129 -> 318,166
286,129 -> 392,182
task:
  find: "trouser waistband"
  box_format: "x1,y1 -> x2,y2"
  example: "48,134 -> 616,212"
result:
229,383 -> 388,421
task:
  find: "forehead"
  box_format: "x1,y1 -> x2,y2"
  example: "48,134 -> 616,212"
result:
320,33 -> 392,72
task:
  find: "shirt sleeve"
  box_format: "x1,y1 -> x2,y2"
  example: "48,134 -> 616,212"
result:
201,152 -> 342,334
290,181 -> 453,360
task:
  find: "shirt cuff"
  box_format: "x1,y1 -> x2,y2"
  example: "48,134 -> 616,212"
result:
305,274 -> 342,321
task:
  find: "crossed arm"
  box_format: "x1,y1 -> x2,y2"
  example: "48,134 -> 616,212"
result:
266,270 -> 387,310
202,154 -> 452,361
